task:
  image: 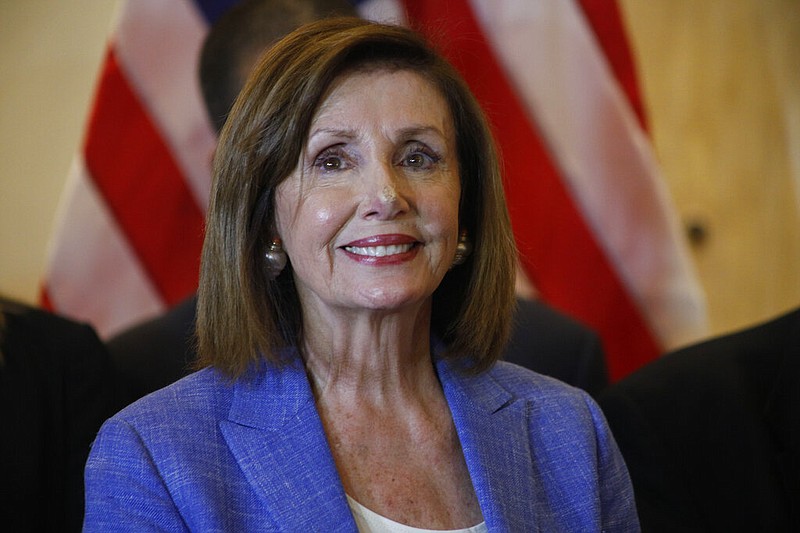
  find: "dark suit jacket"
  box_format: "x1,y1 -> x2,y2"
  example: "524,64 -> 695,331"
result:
505,297 -> 608,396
598,307 -> 800,532
108,295 -> 608,404
0,299 -> 122,532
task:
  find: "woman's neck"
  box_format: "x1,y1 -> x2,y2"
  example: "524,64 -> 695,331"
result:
300,302 -> 438,406
298,302 -> 482,530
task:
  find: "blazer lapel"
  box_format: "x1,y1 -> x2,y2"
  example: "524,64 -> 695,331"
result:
437,358 -> 540,531
216,354 -> 542,531
220,360 -> 357,531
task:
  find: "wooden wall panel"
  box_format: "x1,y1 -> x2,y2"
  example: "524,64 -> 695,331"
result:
619,0 -> 800,339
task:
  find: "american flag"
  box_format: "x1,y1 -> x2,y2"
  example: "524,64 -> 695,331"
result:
41,0 -> 707,381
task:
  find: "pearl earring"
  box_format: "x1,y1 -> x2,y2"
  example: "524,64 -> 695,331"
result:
265,238 -> 287,279
451,230 -> 472,267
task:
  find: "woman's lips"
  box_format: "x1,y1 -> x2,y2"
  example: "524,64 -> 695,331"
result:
341,234 -> 419,264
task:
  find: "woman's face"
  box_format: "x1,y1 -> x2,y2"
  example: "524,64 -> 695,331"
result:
274,69 -> 461,316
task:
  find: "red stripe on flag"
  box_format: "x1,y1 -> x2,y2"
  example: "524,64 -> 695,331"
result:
39,286 -> 54,312
402,0 -> 661,380
577,0 -> 648,130
83,48 -> 205,305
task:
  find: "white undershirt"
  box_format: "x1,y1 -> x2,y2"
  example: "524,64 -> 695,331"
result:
346,495 -> 488,533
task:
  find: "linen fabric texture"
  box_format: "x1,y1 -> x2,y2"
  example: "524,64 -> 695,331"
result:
83,352 -> 638,532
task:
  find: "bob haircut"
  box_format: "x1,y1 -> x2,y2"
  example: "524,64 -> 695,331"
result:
197,17 -> 517,378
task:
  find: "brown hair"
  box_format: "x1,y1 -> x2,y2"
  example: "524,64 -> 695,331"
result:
196,17 -> 517,378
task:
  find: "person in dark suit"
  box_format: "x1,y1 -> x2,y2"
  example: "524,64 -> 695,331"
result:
0,297 -> 121,532
505,297 -> 607,396
598,306 -> 800,532
108,0 -> 608,404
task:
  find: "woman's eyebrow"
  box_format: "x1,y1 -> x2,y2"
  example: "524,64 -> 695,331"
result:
397,125 -> 446,139
307,128 -> 357,143
306,125 -> 448,147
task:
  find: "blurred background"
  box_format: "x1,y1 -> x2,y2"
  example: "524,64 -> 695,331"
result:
1,0 -> 798,342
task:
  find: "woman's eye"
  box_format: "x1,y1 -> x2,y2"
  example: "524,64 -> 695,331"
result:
313,147 -> 350,172
406,153 -> 427,168
320,156 -> 343,171
400,146 -> 440,170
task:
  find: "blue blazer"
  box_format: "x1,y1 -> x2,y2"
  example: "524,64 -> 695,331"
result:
84,356 -> 638,532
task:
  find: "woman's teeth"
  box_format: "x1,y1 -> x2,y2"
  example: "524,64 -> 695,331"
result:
345,243 -> 413,257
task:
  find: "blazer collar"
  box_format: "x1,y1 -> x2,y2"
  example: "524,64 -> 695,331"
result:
220,350 -> 535,531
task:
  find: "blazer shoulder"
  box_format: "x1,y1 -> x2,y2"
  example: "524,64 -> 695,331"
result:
490,360 -> 591,401
483,361 -> 634,521
110,367 -> 232,434
486,361 -> 610,437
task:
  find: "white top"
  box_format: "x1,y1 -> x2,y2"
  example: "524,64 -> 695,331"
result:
346,495 -> 488,533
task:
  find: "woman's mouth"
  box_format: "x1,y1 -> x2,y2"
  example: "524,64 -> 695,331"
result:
341,234 -> 420,264
343,243 -> 414,257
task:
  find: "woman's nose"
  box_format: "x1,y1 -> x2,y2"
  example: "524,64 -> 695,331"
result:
359,164 -> 410,220
379,185 -> 397,204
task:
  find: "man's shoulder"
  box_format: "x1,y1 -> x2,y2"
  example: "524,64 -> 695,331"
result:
505,298 -> 608,395
604,307 -> 800,403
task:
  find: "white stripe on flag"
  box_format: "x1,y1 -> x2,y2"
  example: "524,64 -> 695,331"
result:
470,0 -> 707,348
115,0 -> 216,211
44,156 -> 165,337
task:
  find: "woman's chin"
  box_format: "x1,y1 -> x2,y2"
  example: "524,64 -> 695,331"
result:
353,286 -> 430,312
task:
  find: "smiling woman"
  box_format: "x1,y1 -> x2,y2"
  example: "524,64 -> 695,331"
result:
199,19 -> 517,379
275,69 -> 461,319
83,17 -> 639,532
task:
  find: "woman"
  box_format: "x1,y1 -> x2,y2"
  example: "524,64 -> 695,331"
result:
84,18 -> 638,532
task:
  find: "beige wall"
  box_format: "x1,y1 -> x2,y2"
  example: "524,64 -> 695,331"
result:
0,1 -> 121,304
1,0 -> 798,342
